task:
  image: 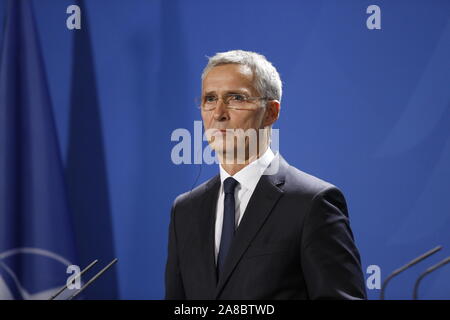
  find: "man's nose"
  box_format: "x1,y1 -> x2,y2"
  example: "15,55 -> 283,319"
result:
212,100 -> 230,121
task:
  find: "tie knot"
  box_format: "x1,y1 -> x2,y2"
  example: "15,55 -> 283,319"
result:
223,177 -> 238,194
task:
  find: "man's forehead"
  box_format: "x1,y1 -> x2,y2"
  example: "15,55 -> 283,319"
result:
202,64 -> 255,92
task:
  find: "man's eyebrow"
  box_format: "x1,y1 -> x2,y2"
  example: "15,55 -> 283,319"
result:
226,90 -> 249,95
203,89 -> 250,96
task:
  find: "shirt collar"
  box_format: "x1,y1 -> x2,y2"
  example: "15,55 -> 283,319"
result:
219,147 -> 275,192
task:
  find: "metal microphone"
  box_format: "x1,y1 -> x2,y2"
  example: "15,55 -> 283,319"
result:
380,245 -> 442,300
413,256 -> 450,300
48,259 -> 98,300
67,258 -> 118,300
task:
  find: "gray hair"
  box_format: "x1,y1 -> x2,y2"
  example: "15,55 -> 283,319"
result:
201,50 -> 282,102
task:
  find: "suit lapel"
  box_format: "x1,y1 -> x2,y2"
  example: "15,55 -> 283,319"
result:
196,174 -> 220,298
214,155 -> 288,299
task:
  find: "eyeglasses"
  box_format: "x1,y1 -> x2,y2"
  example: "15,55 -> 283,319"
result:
196,93 -> 270,111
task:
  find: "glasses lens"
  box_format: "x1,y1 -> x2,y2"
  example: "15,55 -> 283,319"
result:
201,95 -> 216,110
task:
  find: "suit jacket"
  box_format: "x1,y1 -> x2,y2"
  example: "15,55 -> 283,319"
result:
165,154 -> 367,299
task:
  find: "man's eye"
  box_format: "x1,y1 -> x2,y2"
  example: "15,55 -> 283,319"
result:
230,94 -> 246,101
204,96 -> 217,103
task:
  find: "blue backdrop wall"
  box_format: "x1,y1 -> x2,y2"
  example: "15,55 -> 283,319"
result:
0,0 -> 449,299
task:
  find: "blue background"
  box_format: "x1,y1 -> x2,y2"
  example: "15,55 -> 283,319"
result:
0,0 -> 449,299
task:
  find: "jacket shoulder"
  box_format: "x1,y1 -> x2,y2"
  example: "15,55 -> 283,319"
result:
283,163 -> 341,200
172,174 -> 219,212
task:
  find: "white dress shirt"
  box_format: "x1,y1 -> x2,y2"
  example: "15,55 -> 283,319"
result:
214,147 -> 275,264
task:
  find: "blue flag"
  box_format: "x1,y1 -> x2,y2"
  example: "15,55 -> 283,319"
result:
0,0 -> 78,299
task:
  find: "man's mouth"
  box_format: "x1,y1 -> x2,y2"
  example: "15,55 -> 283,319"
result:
210,128 -> 229,135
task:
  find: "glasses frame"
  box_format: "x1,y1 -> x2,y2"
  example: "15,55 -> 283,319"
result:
196,93 -> 271,111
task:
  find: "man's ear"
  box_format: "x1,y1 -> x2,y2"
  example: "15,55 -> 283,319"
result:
263,100 -> 280,127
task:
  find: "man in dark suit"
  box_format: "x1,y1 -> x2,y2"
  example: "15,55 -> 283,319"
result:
165,50 -> 366,300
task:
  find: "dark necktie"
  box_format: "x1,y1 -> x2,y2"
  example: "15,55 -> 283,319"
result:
217,177 -> 239,278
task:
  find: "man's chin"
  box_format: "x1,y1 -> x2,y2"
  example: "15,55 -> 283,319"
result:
208,143 -> 225,156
